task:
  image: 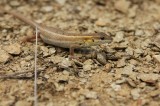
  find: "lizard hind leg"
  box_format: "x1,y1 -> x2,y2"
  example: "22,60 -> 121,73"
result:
20,32 -> 41,43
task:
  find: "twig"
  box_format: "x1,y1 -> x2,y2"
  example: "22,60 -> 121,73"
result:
0,70 -> 34,79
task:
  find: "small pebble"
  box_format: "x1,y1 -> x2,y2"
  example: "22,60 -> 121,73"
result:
114,0 -> 130,13
56,74 -> 69,82
153,22 -> 160,31
113,31 -> 124,43
95,18 -> 106,27
126,47 -> 134,55
104,63 -> 112,72
3,43 -> 21,55
49,48 -> 56,54
127,78 -> 136,87
55,0 -> 66,5
50,56 -> 64,64
96,52 -> 107,65
60,58 -> 72,68
41,6 -> 53,12
54,82 -> 65,91
20,26 -> 29,35
111,83 -> 121,91
145,55 -> 152,62
117,58 -> 126,67
122,65 -> 134,76
2,29 -> 7,33
134,48 -> 143,54
0,49 -> 10,63
144,29 -> 155,37
153,55 -> 160,63
44,74 -> 50,79
83,59 -> 93,65
131,89 -> 140,100
40,46 -> 49,57
10,1 -> 20,6
153,34 -> 160,48
83,64 -> 92,71
149,90 -> 160,97
128,6 -> 137,18
138,73 -> 159,83
135,30 -> 144,36
84,91 -> 98,99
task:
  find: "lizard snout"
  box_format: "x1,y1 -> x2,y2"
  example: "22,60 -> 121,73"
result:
96,32 -> 113,42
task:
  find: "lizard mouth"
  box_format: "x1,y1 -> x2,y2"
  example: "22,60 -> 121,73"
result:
83,38 -> 112,47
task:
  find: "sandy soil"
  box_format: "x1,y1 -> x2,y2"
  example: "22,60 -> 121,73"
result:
0,0 -> 160,106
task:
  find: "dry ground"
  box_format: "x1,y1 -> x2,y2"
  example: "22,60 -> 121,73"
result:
0,0 -> 160,106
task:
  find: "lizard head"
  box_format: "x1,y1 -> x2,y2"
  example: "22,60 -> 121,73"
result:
82,32 -> 112,47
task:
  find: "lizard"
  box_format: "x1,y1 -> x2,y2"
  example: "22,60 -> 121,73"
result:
1,8 -> 112,56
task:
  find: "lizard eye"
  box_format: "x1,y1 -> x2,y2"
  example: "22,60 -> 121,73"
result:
100,36 -> 105,40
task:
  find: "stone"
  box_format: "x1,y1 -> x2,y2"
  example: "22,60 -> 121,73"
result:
95,18 -> 107,27
49,48 -> 56,54
126,47 -> 134,55
83,64 -> 92,71
113,31 -> 124,43
153,22 -> 160,31
59,58 -> 72,68
131,89 -> 140,100
153,34 -> 160,48
83,59 -> 93,65
122,64 -> 134,76
153,55 -> 160,63
111,83 -> 121,91
134,48 -> 143,54
114,0 -> 130,13
138,73 -> 159,83
117,58 -> 126,67
135,30 -> 144,36
84,90 -> 98,99
104,63 -> 112,72
41,6 -> 53,12
3,43 -> 21,55
0,49 -> 10,63
55,0 -> 66,5
10,1 -> 20,6
40,46 -> 49,57
50,56 -> 64,64
96,52 -> 107,65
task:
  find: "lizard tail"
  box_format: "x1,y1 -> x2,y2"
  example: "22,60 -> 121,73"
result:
1,7 -> 38,28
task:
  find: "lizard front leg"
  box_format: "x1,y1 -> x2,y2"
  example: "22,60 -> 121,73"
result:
69,44 -> 81,59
